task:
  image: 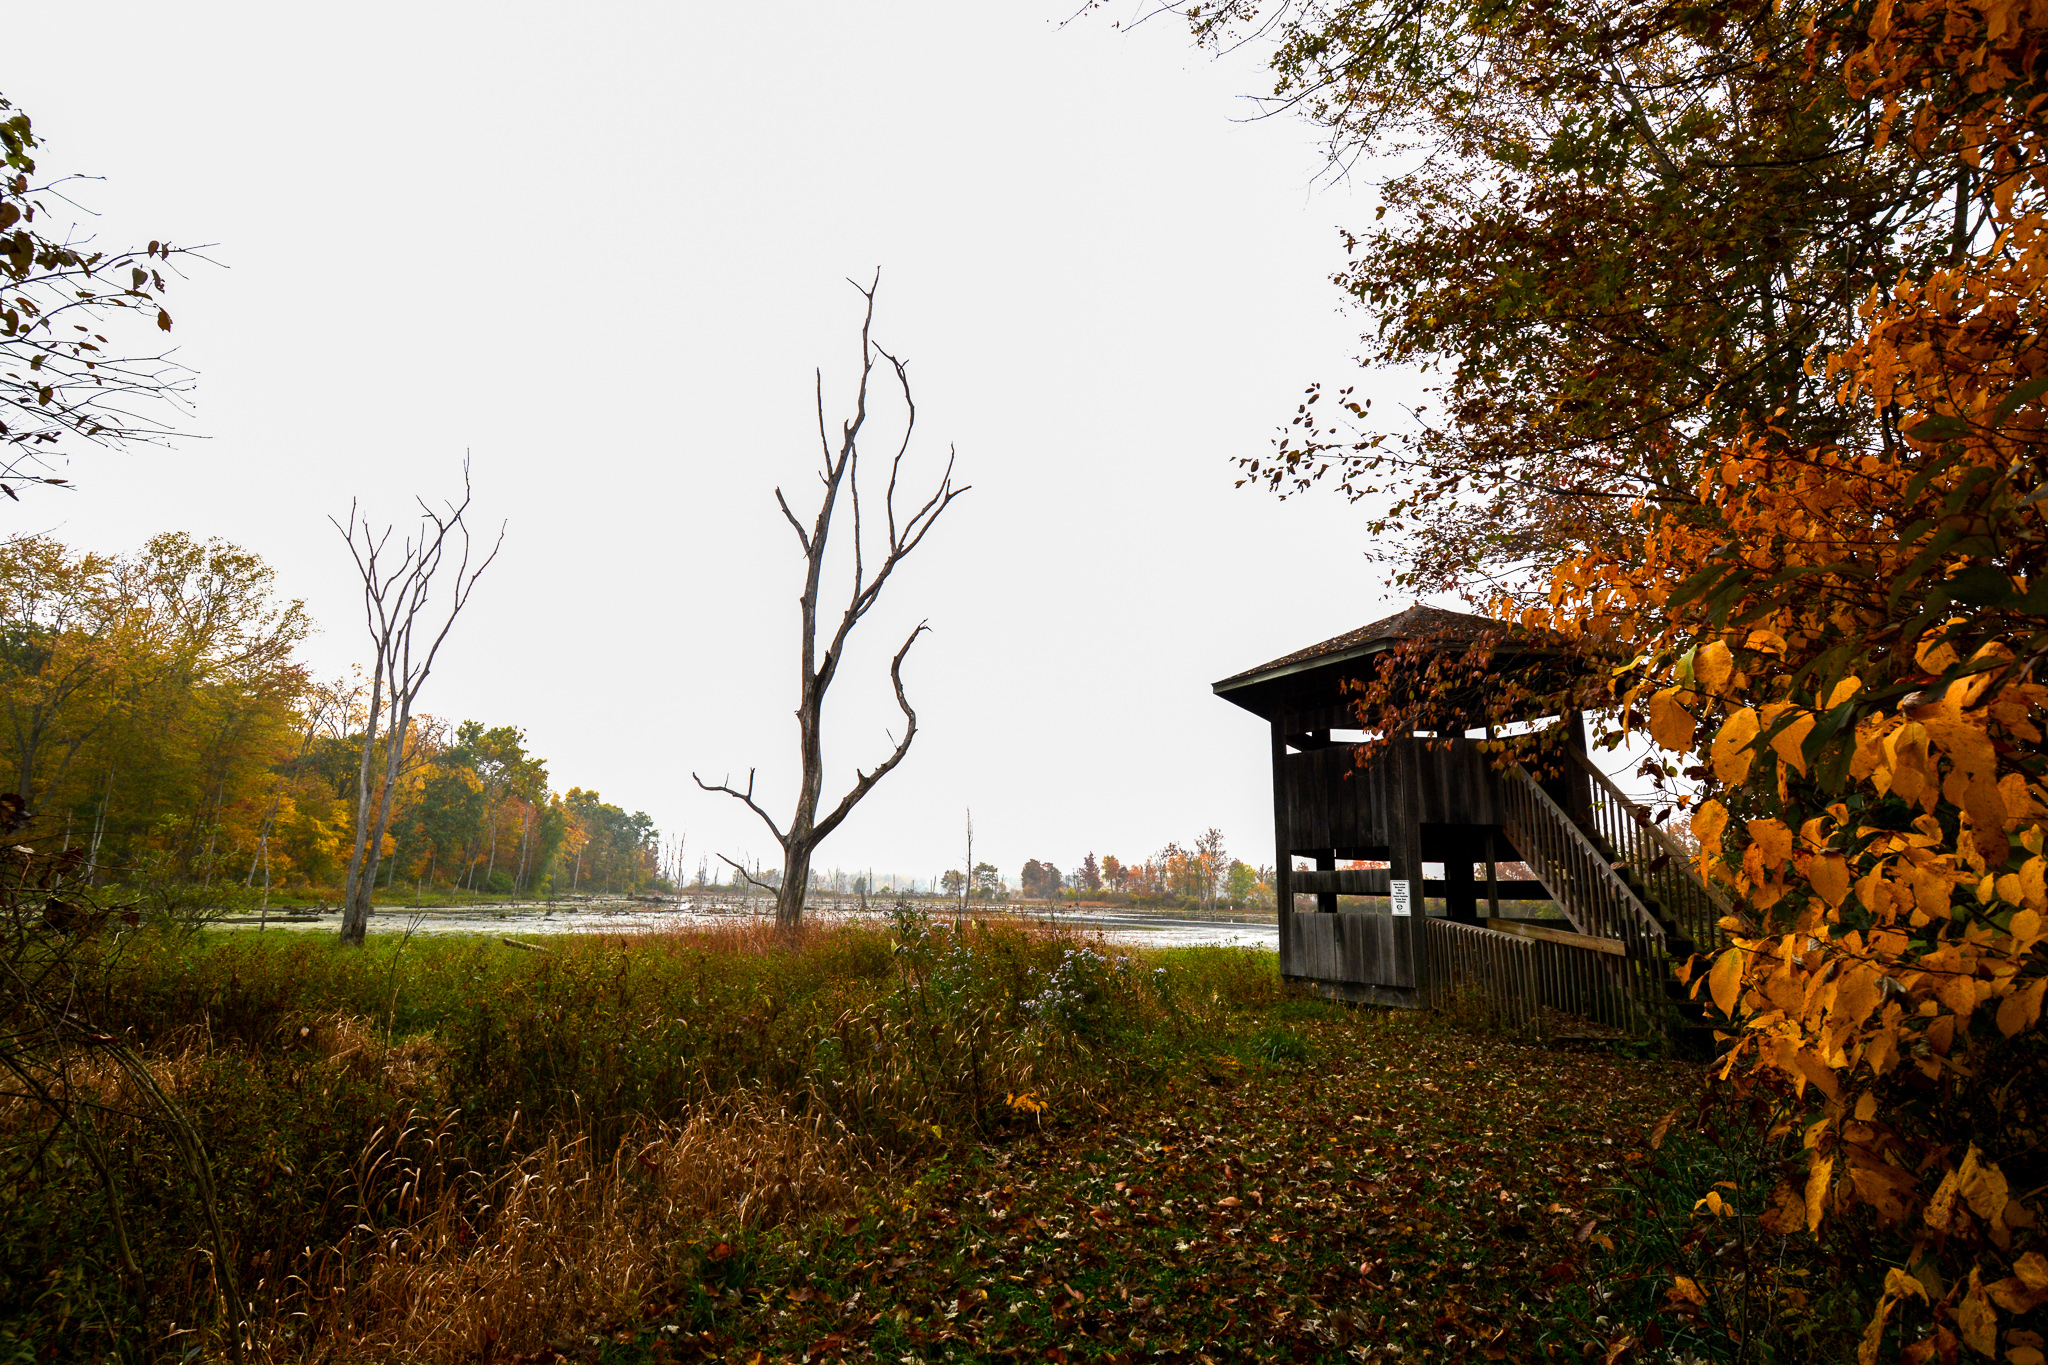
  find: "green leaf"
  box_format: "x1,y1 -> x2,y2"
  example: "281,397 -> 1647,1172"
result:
1991,374 -> 2048,419
1944,564 -> 2018,606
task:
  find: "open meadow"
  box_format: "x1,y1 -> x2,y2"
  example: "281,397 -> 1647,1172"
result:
4,912 -> 1881,1365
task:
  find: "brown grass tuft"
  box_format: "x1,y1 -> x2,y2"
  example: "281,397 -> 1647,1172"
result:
260,1099 -> 865,1363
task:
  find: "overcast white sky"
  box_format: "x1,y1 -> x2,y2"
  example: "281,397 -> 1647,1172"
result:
10,2 -> 1433,887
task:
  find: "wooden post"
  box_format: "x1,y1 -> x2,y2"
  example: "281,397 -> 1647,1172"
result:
1389,737 -> 1428,992
1562,709 -> 1595,834
1484,829 -> 1501,922
1315,849 -> 1338,915
1272,719 -> 1293,973
1445,834 -> 1478,924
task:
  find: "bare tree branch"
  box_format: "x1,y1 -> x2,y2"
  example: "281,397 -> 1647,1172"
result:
811,621 -> 928,847
713,851 -> 779,894
691,768 -> 787,844
332,461 -> 503,946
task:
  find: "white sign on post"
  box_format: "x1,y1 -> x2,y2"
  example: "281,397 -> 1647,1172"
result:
1390,879 -> 1412,917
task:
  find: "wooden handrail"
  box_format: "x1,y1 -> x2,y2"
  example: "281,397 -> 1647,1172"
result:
1479,918 -> 1627,957
1568,749 -> 1734,918
1504,764 -> 1666,943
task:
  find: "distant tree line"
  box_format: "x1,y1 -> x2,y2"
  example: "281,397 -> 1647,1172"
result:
0,533 -> 661,898
1018,829 -> 1271,911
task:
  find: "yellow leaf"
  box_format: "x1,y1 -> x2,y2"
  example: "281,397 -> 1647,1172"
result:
1769,706 -> 1817,775
1811,854 -> 1852,907
1696,640 -> 1735,696
2011,908 -> 2042,948
1860,1269 -> 1930,1365
1887,1266 -> 1931,1303
1850,714 -> 1892,782
1937,970 -> 1981,1021
1957,1269 -> 1996,1358
1927,1167 -> 1962,1229
1668,1275 -> 1708,1307
1646,687 -> 1696,752
1827,676 -> 1863,709
1988,1252 -> 2048,1312
1916,629 -> 1961,674
1748,818 -> 1794,868
1713,708 -> 1761,785
1833,965 -> 1884,1029
1958,1147 -> 2010,1223
1693,799 -> 1729,855
1805,1155 -> 1833,1232
1709,947 -> 1745,1018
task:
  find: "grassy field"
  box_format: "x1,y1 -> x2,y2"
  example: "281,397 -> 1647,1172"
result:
0,911 -> 1867,1363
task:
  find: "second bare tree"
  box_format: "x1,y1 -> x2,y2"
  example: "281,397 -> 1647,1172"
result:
697,275 -> 966,931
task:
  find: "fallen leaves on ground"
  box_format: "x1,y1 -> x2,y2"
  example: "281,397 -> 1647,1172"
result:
529,1012 -> 1693,1365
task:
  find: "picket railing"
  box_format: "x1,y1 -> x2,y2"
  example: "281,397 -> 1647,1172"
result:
1422,918 -> 1646,1037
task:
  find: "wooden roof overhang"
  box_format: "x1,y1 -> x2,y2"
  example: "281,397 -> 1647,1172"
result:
1212,604 -> 1582,727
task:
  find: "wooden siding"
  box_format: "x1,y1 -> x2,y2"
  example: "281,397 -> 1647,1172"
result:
1280,911 -> 1415,988
1275,737 -> 1513,853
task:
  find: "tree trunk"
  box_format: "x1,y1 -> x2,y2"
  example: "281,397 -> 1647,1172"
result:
343,693 -> 409,944
339,670 -> 387,945
85,768 -> 113,883
514,810 -> 532,897
482,803 -> 499,894
776,839 -> 814,931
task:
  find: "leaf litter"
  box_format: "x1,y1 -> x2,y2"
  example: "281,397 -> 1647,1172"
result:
532,1010 -> 1693,1364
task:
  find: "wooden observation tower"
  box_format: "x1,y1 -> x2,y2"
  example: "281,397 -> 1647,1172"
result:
1215,605 -> 1727,1033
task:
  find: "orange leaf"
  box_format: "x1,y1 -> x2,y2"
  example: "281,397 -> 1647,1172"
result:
1646,687 -> 1696,752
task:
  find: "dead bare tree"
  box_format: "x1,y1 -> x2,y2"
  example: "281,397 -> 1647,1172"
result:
696,275 -> 966,931
333,465 -> 504,946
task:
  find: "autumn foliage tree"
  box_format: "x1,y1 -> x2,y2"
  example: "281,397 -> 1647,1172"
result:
1172,0 -> 2048,1355
1521,5 -> 2048,1358
1180,0 -> 1983,599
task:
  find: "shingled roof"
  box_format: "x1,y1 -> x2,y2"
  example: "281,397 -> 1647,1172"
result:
1213,604 -> 1514,692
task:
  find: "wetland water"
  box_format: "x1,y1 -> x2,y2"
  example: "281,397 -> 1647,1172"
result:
215,897 -> 1282,951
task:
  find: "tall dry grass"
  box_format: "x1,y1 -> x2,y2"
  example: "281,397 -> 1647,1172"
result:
259,1099 -> 862,1364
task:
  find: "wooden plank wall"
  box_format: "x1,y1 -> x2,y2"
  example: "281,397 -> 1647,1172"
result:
1275,736 -> 1510,853
1281,911 -> 1414,988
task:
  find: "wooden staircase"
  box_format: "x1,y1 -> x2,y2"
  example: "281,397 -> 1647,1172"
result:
1491,755 -> 1729,1040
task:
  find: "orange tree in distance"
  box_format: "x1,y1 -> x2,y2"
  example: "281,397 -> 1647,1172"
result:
1533,3 -> 2048,1357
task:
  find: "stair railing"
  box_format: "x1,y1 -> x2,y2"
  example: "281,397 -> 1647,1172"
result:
1568,750 -> 1732,956
1500,764 -> 1669,1034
